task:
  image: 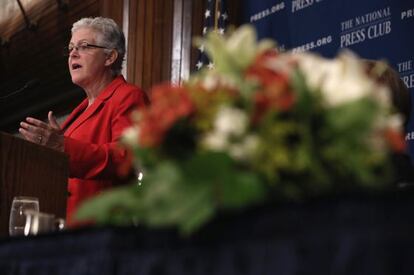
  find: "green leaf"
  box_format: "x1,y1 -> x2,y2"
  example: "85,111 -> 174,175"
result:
325,98 -> 378,134
182,151 -> 233,181
219,171 -> 266,209
75,184 -> 141,225
290,69 -> 319,118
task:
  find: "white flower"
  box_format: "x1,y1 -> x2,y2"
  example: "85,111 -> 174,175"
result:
386,114 -> 404,132
199,72 -> 238,91
367,112 -> 404,153
200,74 -> 220,91
225,25 -> 275,69
202,131 -> 228,151
263,54 -> 296,76
201,106 -> 249,153
228,134 -> 259,161
121,126 -> 140,148
374,113 -> 404,133
214,106 -> 248,137
372,85 -> 392,108
295,51 -> 392,108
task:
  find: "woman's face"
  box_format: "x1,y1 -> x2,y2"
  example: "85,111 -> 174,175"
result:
68,28 -> 109,89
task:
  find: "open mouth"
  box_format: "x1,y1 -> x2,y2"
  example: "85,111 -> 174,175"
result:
71,63 -> 82,70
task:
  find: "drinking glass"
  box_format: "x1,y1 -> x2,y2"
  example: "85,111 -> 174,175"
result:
24,210 -> 65,236
9,196 -> 39,236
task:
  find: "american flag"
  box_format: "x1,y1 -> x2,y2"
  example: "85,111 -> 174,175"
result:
195,0 -> 228,71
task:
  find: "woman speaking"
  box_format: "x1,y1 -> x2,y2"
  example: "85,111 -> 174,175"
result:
19,17 -> 148,223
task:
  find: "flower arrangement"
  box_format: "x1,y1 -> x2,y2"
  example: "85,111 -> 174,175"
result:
76,25 -> 405,235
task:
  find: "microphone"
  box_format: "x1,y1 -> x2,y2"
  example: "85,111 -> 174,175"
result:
0,79 -> 40,100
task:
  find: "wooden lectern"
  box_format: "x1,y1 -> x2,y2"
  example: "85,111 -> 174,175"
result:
0,132 -> 68,237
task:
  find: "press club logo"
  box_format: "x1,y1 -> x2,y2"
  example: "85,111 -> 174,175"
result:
291,0 -> 323,13
340,7 -> 392,48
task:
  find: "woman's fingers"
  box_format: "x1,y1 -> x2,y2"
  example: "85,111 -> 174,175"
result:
19,127 -> 43,144
26,117 -> 49,129
19,116 -> 50,144
19,121 -> 42,136
48,111 -> 61,131
20,119 -> 44,139
19,111 -> 62,149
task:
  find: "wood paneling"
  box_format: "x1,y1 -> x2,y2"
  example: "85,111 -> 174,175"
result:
99,0 -> 124,27
126,0 -> 174,92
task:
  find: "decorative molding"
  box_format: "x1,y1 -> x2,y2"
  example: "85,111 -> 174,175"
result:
171,0 -> 192,84
122,0 -> 129,79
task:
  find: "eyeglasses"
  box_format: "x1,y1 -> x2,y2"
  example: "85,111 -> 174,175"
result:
63,42 -> 109,56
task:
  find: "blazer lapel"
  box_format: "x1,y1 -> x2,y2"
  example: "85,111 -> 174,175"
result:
61,99 -> 88,133
64,99 -> 103,136
62,76 -> 126,136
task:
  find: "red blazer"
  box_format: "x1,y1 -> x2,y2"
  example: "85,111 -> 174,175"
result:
61,76 -> 148,223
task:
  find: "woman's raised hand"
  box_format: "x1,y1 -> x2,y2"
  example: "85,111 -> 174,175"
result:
19,111 -> 64,152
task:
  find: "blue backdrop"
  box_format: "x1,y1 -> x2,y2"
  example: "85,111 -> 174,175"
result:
241,0 -> 414,160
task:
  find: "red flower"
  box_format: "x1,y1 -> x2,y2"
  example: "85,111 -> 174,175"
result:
246,50 -> 296,123
246,50 -> 287,86
384,128 -> 406,153
138,84 -> 195,147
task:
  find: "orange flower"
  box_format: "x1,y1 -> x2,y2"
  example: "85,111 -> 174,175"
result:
384,128 -> 406,153
245,50 -> 296,123
245,50 -> 288,86
138,84 -> 195,147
